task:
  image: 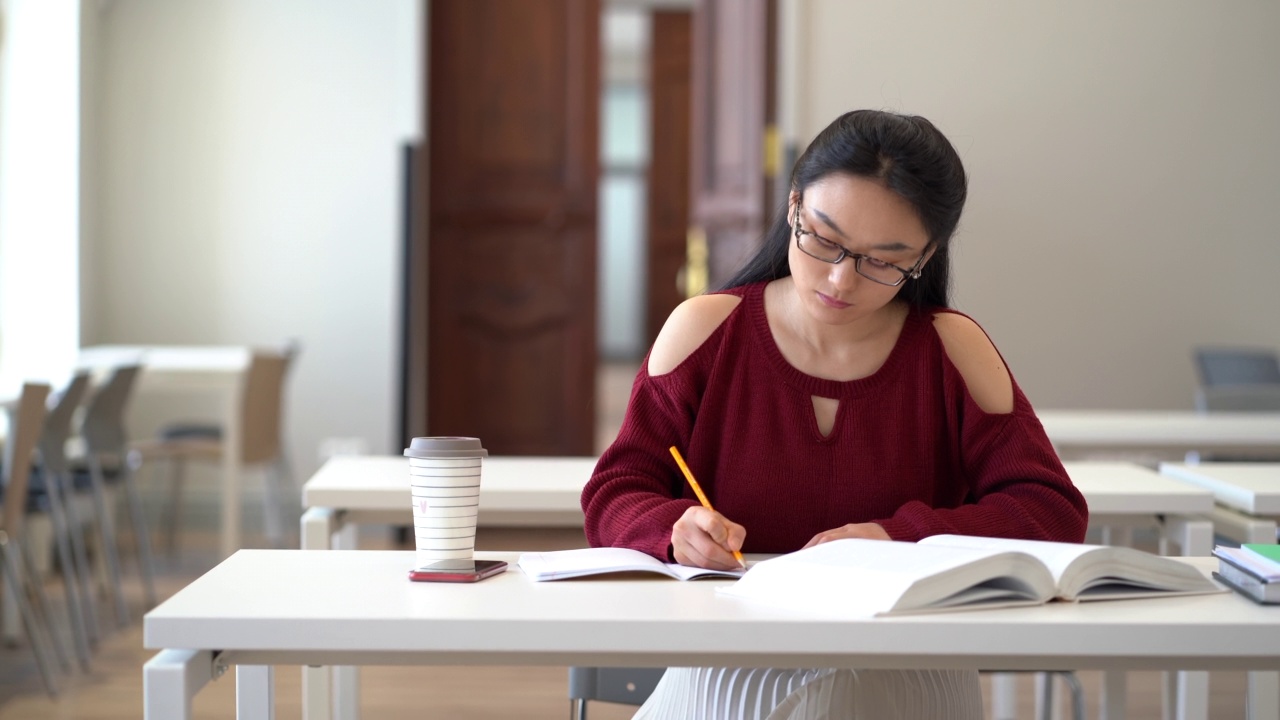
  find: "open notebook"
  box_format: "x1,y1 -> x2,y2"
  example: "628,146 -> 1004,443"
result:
518,547 -> 745,581
717,534 -> 1222,617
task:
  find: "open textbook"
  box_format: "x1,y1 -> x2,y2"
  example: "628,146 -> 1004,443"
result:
717,534 -> 1222,618
518,547 -> 746,582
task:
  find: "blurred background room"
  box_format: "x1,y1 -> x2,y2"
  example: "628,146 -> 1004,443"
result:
0,0 -> 1278,717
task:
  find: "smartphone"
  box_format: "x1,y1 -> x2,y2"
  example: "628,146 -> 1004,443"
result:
408,559 -> 508,583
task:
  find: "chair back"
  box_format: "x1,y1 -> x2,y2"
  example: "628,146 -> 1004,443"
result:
1194,347 -> 1280,387
80,365 -> 141,456
39,372 -> 91,473
1195,385 -> 1280,413
3,383 -> 52,535
241,352 -> 289,465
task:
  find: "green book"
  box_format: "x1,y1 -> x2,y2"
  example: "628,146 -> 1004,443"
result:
1241,544 -> 1280,570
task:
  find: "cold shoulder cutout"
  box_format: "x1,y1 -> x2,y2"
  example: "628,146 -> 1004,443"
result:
647,293 -> 743,377
931,311 -> 1014,415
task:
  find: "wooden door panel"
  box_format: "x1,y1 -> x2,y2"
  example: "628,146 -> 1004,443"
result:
427,0 -> 598,455
646,11 -> 693,345
691,0 -> 771,289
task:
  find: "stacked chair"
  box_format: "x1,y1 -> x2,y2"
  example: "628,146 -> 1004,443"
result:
31,372 -> 96,670
0,383 -> 66,696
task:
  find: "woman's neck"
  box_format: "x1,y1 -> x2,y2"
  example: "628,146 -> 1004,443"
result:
765,278 -> 908,381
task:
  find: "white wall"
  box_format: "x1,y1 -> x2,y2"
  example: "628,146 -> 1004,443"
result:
789,0 -> 1280,410
86,0 -> 420,515
0,0 -> 82,397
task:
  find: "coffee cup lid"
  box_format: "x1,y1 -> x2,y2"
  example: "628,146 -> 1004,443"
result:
404,436 -> 488,459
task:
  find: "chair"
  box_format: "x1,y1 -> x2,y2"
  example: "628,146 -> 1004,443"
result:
1190,347 -> 1280,463
1,383 -> 65,696
1194,346 -> 1280,387
74,365 -> 157,627
568,667 -> 665,720
135,350 -> 295,553
565,666 -> 1082,720
26,372 -> 96,670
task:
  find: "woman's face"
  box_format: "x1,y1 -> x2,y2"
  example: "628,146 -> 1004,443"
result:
787,173 -> 932,325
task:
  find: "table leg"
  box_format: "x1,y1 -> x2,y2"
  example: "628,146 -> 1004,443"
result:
221,378 -> 244,559
989,672 -> 1017,720
1100,670 -> 1126,720
302,507 -> 339,720
1247,671 -> 1280,719
334,521 -> 360,720
144,649 -> 214,720
237,665 -> 275,720
1098,523 -> 1132,720
1163,516 -> 1213,720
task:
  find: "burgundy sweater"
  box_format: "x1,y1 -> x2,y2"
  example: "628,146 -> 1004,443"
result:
582,281 -> 1088,560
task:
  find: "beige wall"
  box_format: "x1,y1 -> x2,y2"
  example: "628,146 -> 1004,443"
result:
789,0 -> 1280,409
85,0 -> 420,511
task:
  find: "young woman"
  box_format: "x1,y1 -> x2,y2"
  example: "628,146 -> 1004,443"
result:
581,109 -> 1088,719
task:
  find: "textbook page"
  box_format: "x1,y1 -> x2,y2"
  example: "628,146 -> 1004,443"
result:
716,538 -> 1052,617
921,534 -> 1221,600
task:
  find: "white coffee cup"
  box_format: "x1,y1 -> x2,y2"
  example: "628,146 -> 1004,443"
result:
403,436 -> 487,569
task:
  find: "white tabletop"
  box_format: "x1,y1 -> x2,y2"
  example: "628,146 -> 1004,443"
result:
143,550 -> 1276,672
303,455 -> 596,527
1159,463 -> 1280,515
1063,462 -> 1215,515
1039,410 -> 1280,453
78,345 -> 251,373
303,456 -> 1212,524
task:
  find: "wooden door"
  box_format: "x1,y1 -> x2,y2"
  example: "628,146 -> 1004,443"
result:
426,0 -> 599,455
689,0 -> 776,290
644,11 -> 693,345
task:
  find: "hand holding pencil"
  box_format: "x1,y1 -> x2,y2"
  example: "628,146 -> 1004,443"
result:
669,446 -> 747,569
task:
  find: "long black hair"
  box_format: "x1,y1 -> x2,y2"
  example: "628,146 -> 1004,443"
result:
719,110 -> 968,308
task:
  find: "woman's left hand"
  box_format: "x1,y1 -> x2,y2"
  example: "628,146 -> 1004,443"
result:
802,522 -> 890,548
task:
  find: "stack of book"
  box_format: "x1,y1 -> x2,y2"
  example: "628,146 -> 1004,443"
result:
1213,544 -> 1280,604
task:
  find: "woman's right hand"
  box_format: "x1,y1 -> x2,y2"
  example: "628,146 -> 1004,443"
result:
671,505 -> 746,570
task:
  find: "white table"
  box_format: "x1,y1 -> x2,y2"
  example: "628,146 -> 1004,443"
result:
142,550 -> 1280,720
1040,410 -> 1280,458
1159,462 -> 1280,543
78,345 -> 251,558
299,456 -> 1217,720
301,455 -> 594,544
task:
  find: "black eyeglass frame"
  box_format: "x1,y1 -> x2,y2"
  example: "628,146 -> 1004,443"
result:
791,201 -> 929,287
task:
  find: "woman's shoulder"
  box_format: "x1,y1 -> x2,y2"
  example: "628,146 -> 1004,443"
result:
925,308 -> 1013,414
646,290 -> 749,377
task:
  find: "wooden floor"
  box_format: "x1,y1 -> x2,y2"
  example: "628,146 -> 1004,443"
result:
0,363 -> 1251,717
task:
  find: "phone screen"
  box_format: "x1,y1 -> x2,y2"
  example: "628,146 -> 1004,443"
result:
408,559 -> 508,583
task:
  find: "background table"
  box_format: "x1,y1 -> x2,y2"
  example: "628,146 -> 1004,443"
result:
78,345 -> 251,558
143,550 -> 1280,720
1159,462 -> 1280,544
301,454 -> 594,543
1039,410 -> 1280,459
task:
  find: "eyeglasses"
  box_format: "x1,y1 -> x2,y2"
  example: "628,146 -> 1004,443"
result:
792,201 -> 928,287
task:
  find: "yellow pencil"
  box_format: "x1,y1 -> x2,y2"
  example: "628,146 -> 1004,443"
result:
668,445 -> 746,568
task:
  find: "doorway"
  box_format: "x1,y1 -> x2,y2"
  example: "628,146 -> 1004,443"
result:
596,3 -> 692,453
